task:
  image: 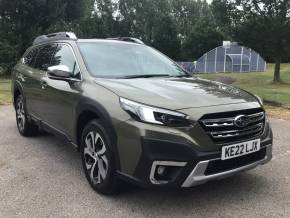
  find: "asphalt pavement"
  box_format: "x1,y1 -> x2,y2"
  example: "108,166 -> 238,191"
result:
0,105 -> 289,218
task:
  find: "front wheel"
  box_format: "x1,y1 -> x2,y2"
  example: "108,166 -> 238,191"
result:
81,119 -> 118,195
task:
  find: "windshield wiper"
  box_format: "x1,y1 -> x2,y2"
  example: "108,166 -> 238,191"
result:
174,74 -> 191,78
120,74 -> 170,79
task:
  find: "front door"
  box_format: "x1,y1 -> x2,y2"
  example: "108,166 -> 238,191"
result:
40,44 -> 82,139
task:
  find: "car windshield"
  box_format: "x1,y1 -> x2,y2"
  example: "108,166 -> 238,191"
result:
77,41 -> 187,78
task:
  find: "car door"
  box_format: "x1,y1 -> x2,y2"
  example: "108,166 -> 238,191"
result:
15,47 -> 40,116
40,43 -> 82,139
28,44 -> 58,119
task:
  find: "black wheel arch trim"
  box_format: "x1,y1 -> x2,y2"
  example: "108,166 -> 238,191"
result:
13,80 -> 25,108
74,97 -> 121,171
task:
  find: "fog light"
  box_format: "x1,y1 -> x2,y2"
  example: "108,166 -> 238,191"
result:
157,166 -> 166,175
150,161 -> 187,185
154,165 -> 179,181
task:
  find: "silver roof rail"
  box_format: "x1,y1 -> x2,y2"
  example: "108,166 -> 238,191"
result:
107,37 -> 145,45
33,32 -> 77,45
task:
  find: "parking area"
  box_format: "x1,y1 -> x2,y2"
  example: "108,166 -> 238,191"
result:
0,105 -> 289,218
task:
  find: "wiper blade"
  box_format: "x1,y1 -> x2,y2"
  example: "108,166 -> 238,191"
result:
174,74 -> 191,78
120,74 -> 170,79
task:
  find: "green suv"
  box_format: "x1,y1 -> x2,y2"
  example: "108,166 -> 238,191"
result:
12,32 -> 273,194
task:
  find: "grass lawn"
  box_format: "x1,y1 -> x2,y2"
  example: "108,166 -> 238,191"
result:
0,79 -> 12,105
199,64 -> 290,107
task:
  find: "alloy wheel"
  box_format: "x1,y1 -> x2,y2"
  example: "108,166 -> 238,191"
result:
83,131 -> 109,184
16,99 -> 26,132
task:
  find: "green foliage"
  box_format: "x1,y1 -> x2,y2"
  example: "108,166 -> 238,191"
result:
172,0 -> 223,60
1,0 -> 289,80
0,0 -> 94,75
0,0 -> 226,75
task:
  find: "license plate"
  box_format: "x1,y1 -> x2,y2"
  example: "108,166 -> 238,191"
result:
221,139 -> 260,160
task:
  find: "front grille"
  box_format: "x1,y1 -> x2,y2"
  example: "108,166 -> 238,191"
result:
205,148 -> 266,175
199,108 -> 265,144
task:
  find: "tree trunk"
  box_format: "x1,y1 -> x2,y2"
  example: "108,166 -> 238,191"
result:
273,57 -> 281,83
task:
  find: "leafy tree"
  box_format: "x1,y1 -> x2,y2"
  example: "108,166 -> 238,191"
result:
172,0 -> 223,60
117,0 -> 181,59
212,0 -> 290,82
66,0 -> 93,21
0,0 -> 93,75
0,0 -> 226,75
181,17 -> 224,61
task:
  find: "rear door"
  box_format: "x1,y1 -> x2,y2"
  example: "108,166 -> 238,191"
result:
15,47 -> 39,116
29,44 -> 57,119
13,48 -> 38,114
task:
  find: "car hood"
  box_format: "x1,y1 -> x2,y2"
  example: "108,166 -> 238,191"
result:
94,77 -> 258,110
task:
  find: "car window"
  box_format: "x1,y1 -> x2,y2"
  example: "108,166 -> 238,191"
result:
23,48 -> 39,67
34,44 -> 57,71
50,44 -> 80,78
78,42 -> 186,78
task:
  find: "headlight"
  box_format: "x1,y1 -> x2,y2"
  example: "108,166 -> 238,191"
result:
255,95 -> 263,105
120,97 -> 190,127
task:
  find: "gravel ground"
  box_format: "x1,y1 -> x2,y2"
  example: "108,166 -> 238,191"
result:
0,105 -> 289,218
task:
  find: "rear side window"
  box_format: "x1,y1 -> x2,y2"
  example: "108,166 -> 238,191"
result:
23,48 -> 39,67
50,44 -> 80,78
34,44 -> 57,71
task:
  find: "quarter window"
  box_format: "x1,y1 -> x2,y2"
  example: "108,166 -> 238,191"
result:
23,48 -> 39,67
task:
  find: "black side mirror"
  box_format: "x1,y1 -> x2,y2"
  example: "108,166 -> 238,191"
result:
47,65 -> 79,82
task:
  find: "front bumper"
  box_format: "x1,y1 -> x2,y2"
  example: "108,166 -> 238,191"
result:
128,123 -> 273,188
131,137 -> 272,188
181,144 -> 272,187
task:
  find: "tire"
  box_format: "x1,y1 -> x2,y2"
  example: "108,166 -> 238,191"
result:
81,119 -> 118,195
15,94 -> 39,136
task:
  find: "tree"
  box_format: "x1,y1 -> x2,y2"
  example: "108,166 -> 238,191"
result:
0,0 -> 93,75
118,0 -> 181,59
0,0 -> 225,75
212,0 -> 290,83
172,0 -> 223,61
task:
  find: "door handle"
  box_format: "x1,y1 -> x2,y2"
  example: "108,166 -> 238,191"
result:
41,81 -> 48,89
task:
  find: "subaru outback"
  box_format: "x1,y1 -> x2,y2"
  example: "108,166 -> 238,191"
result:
11,32 -> 273,194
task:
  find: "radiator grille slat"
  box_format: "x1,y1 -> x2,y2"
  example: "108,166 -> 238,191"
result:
199,109 -> 265,144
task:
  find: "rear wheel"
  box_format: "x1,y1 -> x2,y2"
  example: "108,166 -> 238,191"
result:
15,95 -> 38,136
81,119 -> 118,195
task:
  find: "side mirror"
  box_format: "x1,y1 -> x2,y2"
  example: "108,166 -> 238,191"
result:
47,65 -> 71,81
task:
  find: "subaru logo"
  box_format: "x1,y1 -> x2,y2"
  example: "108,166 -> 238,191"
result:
234,115 -> 250,128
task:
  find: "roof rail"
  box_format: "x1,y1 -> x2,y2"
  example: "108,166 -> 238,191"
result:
33,32 -> 77,45
107,37 -> 145,45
